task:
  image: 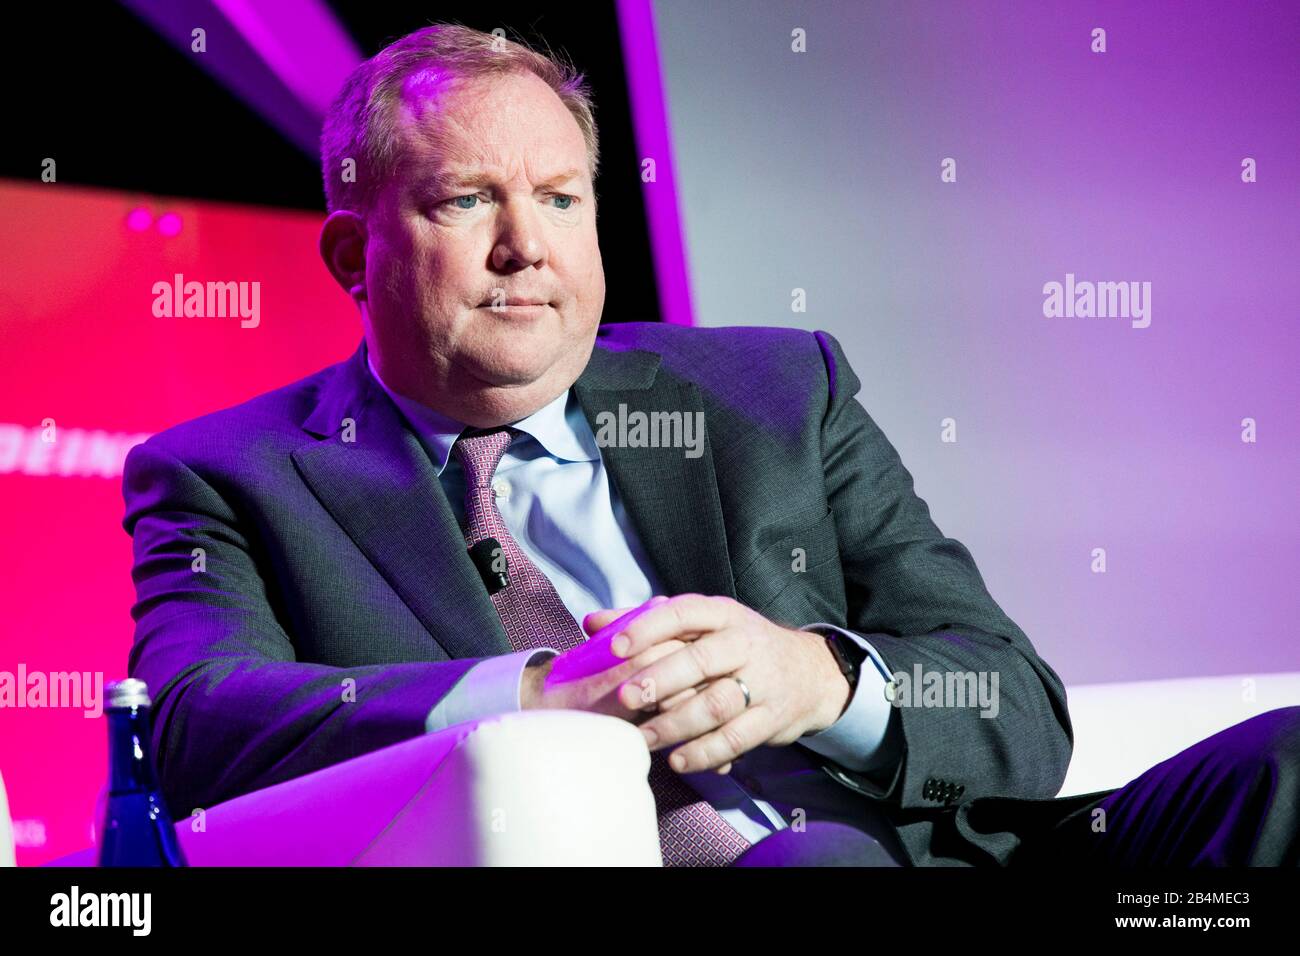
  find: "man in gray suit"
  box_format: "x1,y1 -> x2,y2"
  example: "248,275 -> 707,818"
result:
122,23 -> 1298,867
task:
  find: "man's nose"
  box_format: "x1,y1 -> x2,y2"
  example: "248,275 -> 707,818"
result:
490,200 -> 546,271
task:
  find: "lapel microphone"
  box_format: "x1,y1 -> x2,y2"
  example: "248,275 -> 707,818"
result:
468,537 -> 510,595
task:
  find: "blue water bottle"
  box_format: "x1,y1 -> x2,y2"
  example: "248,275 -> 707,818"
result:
98,678 -> 187,867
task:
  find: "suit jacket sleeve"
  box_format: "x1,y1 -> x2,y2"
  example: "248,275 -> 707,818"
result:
808,329 -> 1074,809
121,439 -> 483,816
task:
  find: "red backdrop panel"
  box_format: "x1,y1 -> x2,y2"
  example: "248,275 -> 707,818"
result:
0,180 -> 359,865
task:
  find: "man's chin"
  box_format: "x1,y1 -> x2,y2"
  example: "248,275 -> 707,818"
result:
464,328 -> 566,377
459,352 -> 557,390
464,367 -> 541,389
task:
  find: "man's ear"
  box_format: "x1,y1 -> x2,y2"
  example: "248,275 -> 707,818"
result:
319,210 -> 368,304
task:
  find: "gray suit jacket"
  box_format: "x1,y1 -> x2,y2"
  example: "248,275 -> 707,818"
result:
122,322 -> 1105,866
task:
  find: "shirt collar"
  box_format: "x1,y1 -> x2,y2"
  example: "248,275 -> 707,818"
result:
366,350 -> 599,474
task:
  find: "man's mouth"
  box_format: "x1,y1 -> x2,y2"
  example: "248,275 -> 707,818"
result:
479,298 -> 554,314
479,296 -> 553,308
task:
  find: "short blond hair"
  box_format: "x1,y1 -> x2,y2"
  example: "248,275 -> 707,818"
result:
320,22 -> 600,214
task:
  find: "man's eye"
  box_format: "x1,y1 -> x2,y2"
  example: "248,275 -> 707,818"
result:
438,193 -> 577,212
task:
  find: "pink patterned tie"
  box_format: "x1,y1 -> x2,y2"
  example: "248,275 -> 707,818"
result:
452,426 -> 752,866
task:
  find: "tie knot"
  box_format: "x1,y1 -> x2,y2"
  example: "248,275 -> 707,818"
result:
453,426 -> 520,488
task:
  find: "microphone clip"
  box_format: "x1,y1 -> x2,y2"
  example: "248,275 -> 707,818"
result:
467,537 -> 509,595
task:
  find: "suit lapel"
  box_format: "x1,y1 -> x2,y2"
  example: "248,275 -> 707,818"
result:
291,340 -> 512,660
573,341 -> 737,602
290,332 -> 737,663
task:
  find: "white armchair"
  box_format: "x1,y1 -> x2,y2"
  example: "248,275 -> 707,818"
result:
24,671 -> 1300,866
1058,671 -> 1300,797
182,709 -> 663,866
40,709 -> 663,867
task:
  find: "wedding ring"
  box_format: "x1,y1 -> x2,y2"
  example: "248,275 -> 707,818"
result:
732,676 -> 751,708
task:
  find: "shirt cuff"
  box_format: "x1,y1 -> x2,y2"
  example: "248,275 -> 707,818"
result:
425,647 -> 560,734
794,623 -> 902,775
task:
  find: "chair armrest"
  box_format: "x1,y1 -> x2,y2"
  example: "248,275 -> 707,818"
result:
45,709 -> 661,866
350,709 -> 662,866
1059,671 -> 1300,797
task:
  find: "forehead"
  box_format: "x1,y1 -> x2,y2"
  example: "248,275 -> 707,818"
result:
393,69 -> 586,176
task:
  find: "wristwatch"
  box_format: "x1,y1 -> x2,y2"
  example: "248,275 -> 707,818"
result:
822,629 -> 863,691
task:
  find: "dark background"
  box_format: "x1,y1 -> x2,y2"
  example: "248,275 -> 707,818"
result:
3,1 -> 661,323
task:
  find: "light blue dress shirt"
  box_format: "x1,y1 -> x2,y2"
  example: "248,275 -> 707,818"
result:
367,353 -> 904,848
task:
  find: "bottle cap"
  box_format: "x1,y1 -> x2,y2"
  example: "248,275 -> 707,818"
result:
106,678 -> 151,709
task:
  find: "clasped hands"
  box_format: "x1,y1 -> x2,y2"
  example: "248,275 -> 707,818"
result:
522,593 -> 852,775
